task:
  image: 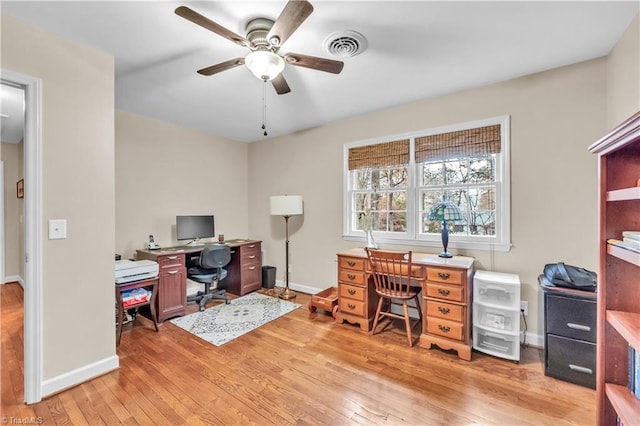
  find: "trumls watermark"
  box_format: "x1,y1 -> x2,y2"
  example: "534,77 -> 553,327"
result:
1,417 -> 44,424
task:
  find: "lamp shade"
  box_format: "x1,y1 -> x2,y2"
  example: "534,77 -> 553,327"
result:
245,50 -> 285,81
270,195 -> 303,216
427,199 -> 464,222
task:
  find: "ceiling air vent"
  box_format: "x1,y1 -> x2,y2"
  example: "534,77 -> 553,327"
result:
323,30 -> 367,58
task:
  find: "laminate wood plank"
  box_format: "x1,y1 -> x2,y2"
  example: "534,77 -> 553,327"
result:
2,283 -> 596,425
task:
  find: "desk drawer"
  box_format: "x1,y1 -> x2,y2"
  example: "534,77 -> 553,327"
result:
240,243 -> 261,264
427,300 -> 463,322
427,317 -> 464,341
339,298 -> 366,317
158,254 -> 185,269
339,284 -> 365,302
426,283 -> 464,303
339,257 -> 366,271
427,268 -> 463,285
339,270 -> 367,286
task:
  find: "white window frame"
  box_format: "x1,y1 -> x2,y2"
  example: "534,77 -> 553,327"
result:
343,115 -> 511,252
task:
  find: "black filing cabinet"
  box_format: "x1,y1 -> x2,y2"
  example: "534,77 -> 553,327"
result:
541,279 -> 597,389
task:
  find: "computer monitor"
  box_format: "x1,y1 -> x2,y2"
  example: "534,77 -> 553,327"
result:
176,215 -> 215,244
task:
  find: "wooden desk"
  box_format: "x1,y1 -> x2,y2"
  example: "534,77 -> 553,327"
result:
335,248 -> 475,360
137,239 -> 262,322
116,277 -> 159,346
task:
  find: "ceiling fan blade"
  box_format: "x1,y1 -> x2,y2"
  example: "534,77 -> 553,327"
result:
175,6 -> 251,48
267,0 -> 314,48
271,74 -> 291,95
284,53 -> 344,74
197,58 -> 245,76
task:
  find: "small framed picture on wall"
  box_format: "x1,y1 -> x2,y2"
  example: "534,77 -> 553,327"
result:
17,179 -> 24,199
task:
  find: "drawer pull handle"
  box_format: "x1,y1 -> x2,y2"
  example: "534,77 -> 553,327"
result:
248,245 -> 255,248
438,325 -> 450,333
348,261 -> 356,267
438,272 -> 450,280
348,289 -> 356,296
167,256 -> 178,260
167,270 -> 178,275
248,266 -> 256,270
437,289 -> 450,296
347,274 -> 356,280
248,255 -> 256,259
569,364 -> 593,375
567,323 -> 591,332
348,303 -> 356,310
438,307 -> 450,315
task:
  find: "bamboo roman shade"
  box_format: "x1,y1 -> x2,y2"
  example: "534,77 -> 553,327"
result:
348,139 -> 410,170
415,124 -> 501,163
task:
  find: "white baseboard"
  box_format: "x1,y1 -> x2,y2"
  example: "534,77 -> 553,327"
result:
41,355 -> 119,398
522,331 -> 544,348
2,275 -> 23,286
279,279 -> 325,296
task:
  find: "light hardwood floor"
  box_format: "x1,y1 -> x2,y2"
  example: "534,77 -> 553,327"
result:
1,282 -> 595,425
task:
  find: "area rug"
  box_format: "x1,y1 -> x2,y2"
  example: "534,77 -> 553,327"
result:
169,292 -> 301,346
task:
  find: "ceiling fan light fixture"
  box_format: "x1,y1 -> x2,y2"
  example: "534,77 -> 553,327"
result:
245,50 -> 285,81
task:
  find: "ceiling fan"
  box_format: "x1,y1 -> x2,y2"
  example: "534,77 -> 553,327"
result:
175,0 -> 345,95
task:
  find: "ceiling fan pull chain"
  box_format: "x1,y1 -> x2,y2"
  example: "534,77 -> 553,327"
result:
261,78 -> 268,136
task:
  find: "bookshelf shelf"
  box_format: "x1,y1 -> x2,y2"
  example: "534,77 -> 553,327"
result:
607,244 -> 640,267
606,310 -> 640,351
589,110 -> 640,426
606,187 -> 640,202
605,383 -> 640,426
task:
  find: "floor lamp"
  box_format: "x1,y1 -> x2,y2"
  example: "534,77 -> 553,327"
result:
270,195 -> 304,300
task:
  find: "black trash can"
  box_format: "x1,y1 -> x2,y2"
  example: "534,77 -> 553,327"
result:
262,266 -> 276,289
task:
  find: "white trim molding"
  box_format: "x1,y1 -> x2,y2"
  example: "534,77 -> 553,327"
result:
41,356 -> 119,398
1,68 -> 43,404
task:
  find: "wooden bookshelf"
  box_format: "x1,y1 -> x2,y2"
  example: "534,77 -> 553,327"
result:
589,110 -> 640,426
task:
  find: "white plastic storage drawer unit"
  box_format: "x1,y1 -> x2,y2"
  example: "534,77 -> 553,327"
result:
473,270 -> 521,361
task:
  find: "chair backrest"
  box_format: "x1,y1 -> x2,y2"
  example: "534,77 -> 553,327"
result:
365,248 -> 414,297
199,245 -> 231,270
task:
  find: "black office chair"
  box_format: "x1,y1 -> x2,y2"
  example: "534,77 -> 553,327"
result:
187,245 -> 231,311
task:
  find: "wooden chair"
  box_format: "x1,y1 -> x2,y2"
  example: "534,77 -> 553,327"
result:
365,248 -> 423,346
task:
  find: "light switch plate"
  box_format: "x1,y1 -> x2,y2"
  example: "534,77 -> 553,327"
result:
48,219 -> 67,240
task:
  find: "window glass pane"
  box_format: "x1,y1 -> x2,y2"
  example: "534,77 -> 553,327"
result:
389,211 -> 407,232
421,162 -> 444,185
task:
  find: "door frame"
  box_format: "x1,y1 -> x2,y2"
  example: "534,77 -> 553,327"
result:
1,69 -> 43,404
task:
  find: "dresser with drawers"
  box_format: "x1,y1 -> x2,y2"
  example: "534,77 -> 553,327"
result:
334,252 -> 379,331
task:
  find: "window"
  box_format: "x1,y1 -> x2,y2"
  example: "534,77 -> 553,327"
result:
343,116 -> 511,252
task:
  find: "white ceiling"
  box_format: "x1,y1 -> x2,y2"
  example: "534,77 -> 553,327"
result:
1,1 -> 637,143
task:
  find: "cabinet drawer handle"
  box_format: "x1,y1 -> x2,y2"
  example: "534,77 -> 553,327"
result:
248,266 -> 256,270
437,288 -> 450,296
567,323 -> 591,332
347,274 -> 356,280
248,255 -> 256,259
167,270 -> 178,275
347,303 -> 356,310
248,245 -> 255,248
569,364 -> 593,375
438,307 -> 450,315
348,289 -> 356,295
438,325 -> 450,333
167,256 -> 178,260
348,261 -> 356,267
438,272 -> 450,280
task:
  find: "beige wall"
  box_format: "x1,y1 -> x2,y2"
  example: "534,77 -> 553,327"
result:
248,58 -> 608,340
1,14 -> 116,383
1,140 -> 23,281
606,13 -> 640,127
115,110 -> 249,259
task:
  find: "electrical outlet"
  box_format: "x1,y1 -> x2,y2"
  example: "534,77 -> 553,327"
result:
520,300 -> 528,316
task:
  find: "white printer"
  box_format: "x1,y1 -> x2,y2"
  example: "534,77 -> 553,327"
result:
115,259 -> 159,284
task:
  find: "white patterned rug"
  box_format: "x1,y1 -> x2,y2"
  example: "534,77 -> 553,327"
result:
169,292 -> 301,346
